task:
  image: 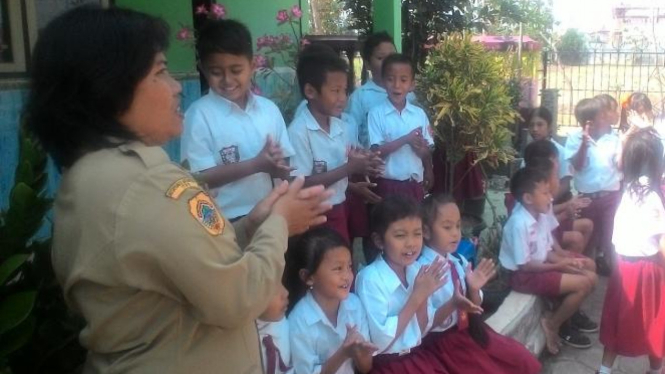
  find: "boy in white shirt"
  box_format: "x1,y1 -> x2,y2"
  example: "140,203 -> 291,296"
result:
289,45 -> 382,242
181,19 -> 294,220
258,283 -> 293,374
499,167 -> 598,355
565,97 -> 622,274
368,53 -> 433,202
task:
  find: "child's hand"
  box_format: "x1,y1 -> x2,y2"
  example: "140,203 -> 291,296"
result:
423,163 -> 434,192
452,281 -> 484,315
367,150 -> 385,178
571,196 -> 591,210
405,128 -> 424,147
255,137 -> 293,179
411,137 -> 431,159
582,124 -> 593,145
349,181 -> 382,204
627,110 -> 651,129
347,147 -> 373,176
345,323 -> 379,360
559,258 -> 584,274
413,258 -> 448,301
465,258 -> 496,291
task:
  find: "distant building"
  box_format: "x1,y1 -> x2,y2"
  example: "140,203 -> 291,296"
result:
612,2 -> 665,48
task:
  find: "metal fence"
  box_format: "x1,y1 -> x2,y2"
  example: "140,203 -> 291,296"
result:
542,50 -> 665,130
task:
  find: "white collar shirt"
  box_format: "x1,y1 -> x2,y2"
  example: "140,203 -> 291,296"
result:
613,185 -> 665,257
258,318 -> 293,374
563,128 -> 621,193
289,292 -> 368,374
550,138 -> 574,179
294,100 -> 359,147
346,81 -> 417,148
367,98 -> 433,182
181,91 -> 295,219
288,106 -> 353,206
355,255 -> 425,353
499,203 -> 554,271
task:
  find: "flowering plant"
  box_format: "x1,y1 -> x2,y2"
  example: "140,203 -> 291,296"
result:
175,3 -> 226,46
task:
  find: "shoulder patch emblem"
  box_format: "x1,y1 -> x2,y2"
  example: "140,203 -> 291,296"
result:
188,192 -> 225,236
166,178 -> 201,200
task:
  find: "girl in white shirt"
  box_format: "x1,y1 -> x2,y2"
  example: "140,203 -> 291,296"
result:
598,128 -> 665,374
355,197 -> 449,374
287,228 -> 377,374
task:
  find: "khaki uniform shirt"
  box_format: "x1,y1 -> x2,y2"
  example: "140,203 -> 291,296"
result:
52,141 -> 288,373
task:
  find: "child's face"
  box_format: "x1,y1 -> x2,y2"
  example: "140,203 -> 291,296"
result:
368,42 -> 396,82
307,247 -> 353,302
424,203 -> 462,254
200,52 -> 254,107
306,71 -> 348,118
606,104 -> 619,125
376,217 -> 423,268
383,62 -> 414,108
258,283 -> 289,322
528,116 -> 550,141
549,158 -> 560,195
524,181 -> 552,214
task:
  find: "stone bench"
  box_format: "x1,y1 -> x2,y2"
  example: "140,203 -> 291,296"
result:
485,291 -> 546,356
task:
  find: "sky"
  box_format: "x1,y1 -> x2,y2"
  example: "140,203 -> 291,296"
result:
552,0 -> 616,32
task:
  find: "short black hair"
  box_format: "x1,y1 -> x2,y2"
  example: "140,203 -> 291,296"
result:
574,97 -> 603,125
524,157 -> 554,177
371,195 -> 422,238
510,167 -> 550,203
524,139 -> 558,165
196,19 -> 253,62
527,107 -> 553,129
25,5 -> 169,169
595,94 -> 618,110
381,53 -> 415,78
297,44 -> 348,96
361,31 -> 395,61
421,194 -> 456,228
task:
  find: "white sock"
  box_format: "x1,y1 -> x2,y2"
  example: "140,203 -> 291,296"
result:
598,365 -> 612,374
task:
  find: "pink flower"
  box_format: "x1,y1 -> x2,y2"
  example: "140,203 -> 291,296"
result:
176,26 -> 193,41
195,4 -> 208,15
210,4 -> 226,19
290,5 -> 302,19
276,10 -> 289,24
253,55 -> 268,68
280,34 -> 292,45
300,38 -> 311,47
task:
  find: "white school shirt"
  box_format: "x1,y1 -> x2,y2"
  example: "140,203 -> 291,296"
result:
499,203 -> 554,271
258,318 -> 293,374
346,81 -> 417,148
289,292 -> 369,374
294,100 -> 360,146
355,255 -> 429,354
613,184 -> 665,257
367,99 -> 434,182
180,91 -> 295,219
564,128 -> 621,194
288,106 -> 356,206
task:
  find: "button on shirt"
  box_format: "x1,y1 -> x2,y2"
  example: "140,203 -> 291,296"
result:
613,186 -> 665,257
289,292 -> 369,374
346,81 -> 418,148
288,106 -> 357,206
499,204 -> 554,271
564,128 -> 621,193
181,91 -> 295,219
368,99 -> 434,182
355,255 -> 427,353
258,318 -> 293,374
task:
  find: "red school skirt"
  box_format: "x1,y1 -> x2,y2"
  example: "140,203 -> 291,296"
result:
345,189 -> 370,239
600,254 -> 665,358
371,345 -> 449,374
321,202 -> 350,245
422,325 -> 541,374
375,178 -> 425,202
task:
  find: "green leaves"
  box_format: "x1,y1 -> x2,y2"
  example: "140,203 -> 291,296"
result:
0,292 -> 37,335
0,255 -> 29,286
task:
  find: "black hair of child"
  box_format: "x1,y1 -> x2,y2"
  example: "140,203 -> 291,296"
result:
25,5 -> 168,169
370,195 -> 422,238
422,193 -> 456,228
525,157 -> 554,177
510,167 -> 550,204
595,93 -> 618,110
622,127 -> 665,204
527,107 -> 553,129
524,139 -> 558,165
196,19 -> 253,62
296,44 -> 349,97
361,31 -> 395,61
381,53 -> 415,79
574,97 -> 603,126
284,227 -> 350,312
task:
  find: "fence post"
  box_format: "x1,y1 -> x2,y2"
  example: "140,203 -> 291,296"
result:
541,50 -> 548,92
542,88 -> 559,130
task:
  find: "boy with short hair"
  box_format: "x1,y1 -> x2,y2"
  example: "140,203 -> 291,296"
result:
258,283 -> 293,374
367,53 -> 433,201
500,167 -> 598,355
288,45 -> 381,242
564,97 -> 622,275
181,19 -> 295,220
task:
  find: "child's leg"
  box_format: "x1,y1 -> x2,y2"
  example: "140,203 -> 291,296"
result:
541,273 -> 593,354
600,347 -> 617,371
649,356 -> 663,372
562,231 -> 585,254
573,218 -> 594,254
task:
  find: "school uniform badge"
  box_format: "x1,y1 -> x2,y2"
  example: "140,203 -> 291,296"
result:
220,145 -> 240,165
188,192 -> 225,236
313,160 -> 328,174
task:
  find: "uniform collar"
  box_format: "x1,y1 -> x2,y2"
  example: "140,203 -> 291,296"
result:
512,202 -> 538,228
375,255 -> 419,292
362,80 -> 387,93
303,105 -> 344,138
382,97 -> 415,115
421,245 -> 449,263
208,90 -> 257,114
302,291 -> 356,327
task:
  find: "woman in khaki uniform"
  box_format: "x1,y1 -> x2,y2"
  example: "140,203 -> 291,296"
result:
25,6 -> 331,374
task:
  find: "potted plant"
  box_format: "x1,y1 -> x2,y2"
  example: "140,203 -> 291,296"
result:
416,33 -> 517,232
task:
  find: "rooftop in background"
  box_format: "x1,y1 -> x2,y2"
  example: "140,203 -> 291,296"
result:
471,35 -> 542,52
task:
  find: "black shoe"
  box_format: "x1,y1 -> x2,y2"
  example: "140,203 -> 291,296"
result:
559,325 -> 592,349
571,310 -> 599,333
596,257 -> 611,276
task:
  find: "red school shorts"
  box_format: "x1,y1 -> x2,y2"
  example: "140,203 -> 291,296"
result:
509,269 -> 562,298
